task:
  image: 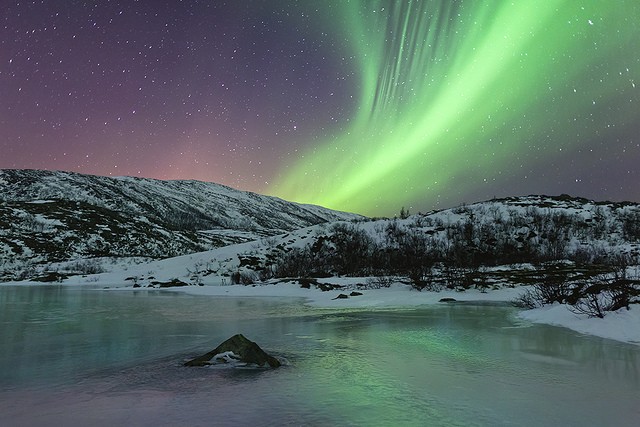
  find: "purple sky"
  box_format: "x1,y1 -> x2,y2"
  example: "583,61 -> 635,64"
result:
2,1 -> 639,215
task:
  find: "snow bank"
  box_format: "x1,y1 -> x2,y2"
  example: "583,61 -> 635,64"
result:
160,281 -> 640,345
169,281 -> 520,309
158,281 -> 640,345
518,303 -> 640,345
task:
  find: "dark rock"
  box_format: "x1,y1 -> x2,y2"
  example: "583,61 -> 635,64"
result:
332,293 -> 349,300
439,297 -> 457,302
285,277 -> 317,288
32,272 -> 68,282
317,282 -> 343,292
350,291 -> 363,297
151,278 -> 189,288
184,334 -> 281,368
317,282 -> 333,291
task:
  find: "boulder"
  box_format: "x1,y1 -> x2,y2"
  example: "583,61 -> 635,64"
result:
184,334 -> 281,368
152,278 -> 189,288
317,282 -> 343,292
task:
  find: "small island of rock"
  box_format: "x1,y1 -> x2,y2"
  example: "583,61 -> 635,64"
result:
184,334 -> 281,368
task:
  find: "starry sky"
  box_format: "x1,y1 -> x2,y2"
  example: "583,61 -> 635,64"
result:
2,1 -> 639,216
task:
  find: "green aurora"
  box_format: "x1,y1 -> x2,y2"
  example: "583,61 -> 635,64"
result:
269,1 -> 639,216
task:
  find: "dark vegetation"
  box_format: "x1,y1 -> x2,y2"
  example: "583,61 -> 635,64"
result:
0,199 -> 211,281
266,213 -> 638,281
233,197 -> 640,317
513,256 -> 640,318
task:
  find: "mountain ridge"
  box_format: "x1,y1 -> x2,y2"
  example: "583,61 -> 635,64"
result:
0,169 -> 361,229
0,168 -> 362,281
3,168 -> 640,286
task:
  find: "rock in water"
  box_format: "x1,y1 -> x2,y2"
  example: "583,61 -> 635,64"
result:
184,334 -> 281,368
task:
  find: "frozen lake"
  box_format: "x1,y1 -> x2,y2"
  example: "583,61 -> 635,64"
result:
1,286 -> 639,426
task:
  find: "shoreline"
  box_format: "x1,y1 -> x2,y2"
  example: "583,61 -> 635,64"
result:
4,279 -> 639,346
178,282 -> 640,346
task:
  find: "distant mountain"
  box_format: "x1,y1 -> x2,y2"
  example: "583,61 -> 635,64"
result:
0,169 -> 362,281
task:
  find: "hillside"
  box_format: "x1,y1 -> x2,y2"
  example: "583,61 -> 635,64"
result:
0,169 -> 362,281
66,194 -> 640,289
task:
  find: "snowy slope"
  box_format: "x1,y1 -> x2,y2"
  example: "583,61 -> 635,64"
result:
0,169 -> 362,280
62,194 -> 640,289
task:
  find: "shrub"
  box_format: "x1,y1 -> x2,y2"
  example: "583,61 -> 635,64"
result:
514,271 -> 640,317
63,259 -> 104,275
363,276 -> 395,289
229,270 -> 259,285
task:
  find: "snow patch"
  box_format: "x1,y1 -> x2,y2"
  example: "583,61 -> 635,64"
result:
519,304 -> 640,345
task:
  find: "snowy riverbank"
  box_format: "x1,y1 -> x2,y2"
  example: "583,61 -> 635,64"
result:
519,303 -> 640,345
126,279 -> 640,346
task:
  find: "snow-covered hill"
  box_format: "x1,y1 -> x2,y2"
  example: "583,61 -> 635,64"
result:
71,194 -> 640,290
0,169 -> 362,280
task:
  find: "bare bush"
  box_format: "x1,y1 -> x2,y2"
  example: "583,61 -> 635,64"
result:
512,288 -> 543,309
230,270 -> 259,285
515,271 -> 640,317
63,259 -> 104,275
363,276 -> 395,289
569,291 -> 610,318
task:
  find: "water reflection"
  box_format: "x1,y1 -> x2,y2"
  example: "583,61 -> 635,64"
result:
0,286 -> 639,426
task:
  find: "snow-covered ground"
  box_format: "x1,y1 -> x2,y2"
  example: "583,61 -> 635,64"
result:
168,280 -> 520,308
519,303 -> 640,345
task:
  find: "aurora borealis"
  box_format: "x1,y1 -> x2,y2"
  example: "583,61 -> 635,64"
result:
2,1 -> 639,216
272,0 -> 640,214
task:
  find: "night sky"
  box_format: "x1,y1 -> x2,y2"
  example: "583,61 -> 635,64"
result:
2,1 -> 639,216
